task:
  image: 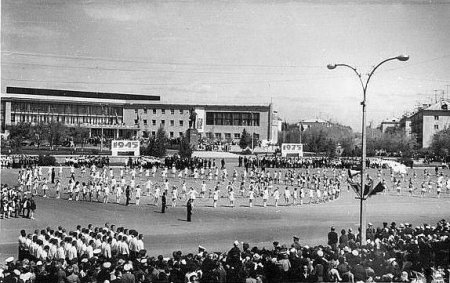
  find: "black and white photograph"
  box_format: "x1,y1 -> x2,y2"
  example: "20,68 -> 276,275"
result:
1,0 -> 450,282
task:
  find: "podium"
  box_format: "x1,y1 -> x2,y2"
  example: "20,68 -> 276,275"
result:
186,128 -> 199,149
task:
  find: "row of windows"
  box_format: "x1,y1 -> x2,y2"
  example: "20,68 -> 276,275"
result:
136,120 -> 184,126
11,114 -> 123,125
12,102 -> 123,116
136,109 -> 183,115
144,131 -> 260,140
205,112 -> 260,126
147,131 -> 184,138
205,132 -> 259,140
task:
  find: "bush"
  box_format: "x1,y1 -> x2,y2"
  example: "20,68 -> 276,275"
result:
38,155 -> 56,166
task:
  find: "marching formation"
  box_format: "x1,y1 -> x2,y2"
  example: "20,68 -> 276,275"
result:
2,156 -> 450,221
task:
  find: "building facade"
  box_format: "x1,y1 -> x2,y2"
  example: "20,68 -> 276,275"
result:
1,87 -> 275,143
409,99 -> 450,148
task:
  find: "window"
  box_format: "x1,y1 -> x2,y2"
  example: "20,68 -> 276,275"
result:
170,120 -> 174,126
144,108 -> 147,114
135,109 -> 138,114
153,109 -> 157,114
179,132 -> 183,137
179,120 -> 184,126
161,120 -> 165,126
434,115 -> 439,120
134,119 -> 138,124
234,133 -> 240,139
215,133 -> 222,139
170,132 -> 174,138
434,125 -> 439,130
214,113 -> 224,125
224,113 -> 232,125
206,112 -> 214,125
152,120 -> 156,126
143,119 -> 147,125
161,109 -> 165,114
225,133 -> 231,139
151,131 -> 156,136
253,133 -> 260,140
233,113 -> 242,126
179,109 -> 183,114
171,109 -> 175,115
11,114 -> 15,123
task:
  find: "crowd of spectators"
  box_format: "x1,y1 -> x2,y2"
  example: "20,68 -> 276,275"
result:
1,185 -> 36,220
1,219 -> 448,283
164,156 -> 226,171
65,156 -> 110,168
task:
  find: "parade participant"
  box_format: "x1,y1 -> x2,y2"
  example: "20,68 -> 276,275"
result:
284,186 -> 291,205
171,186 -> 178,207
262,187 -> 269,207
41,179 -> 49,198
200,180 -> 207,198
248,188 -> 255,208
135,185 -> 141,205
228,187 -> 235,207
213,187 -> 219,208
116,185 -> 122,204
188,187 -> 198,206
273,187 -> 280,207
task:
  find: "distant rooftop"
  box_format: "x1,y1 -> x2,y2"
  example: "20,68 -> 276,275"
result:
5,86 -> 160,101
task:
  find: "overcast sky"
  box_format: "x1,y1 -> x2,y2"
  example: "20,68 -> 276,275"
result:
2,0 -> 450,130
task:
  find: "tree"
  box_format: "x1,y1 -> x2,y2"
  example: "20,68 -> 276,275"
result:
46,122 -> 68,149
154,126 -> 168,157
32,123 -> 47,148
70,127 -> 90,148
431,128 -> 450,161
239,129 -> 252,149
178,136 -> 193,158
7,122 -> 32,150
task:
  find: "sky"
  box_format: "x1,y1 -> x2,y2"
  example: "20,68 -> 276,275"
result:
2,0 -> 450,130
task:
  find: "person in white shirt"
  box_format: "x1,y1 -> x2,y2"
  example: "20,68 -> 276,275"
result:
137,234 -> 144,251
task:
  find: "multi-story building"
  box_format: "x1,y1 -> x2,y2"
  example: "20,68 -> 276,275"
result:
409,99 -> 450,148
298,118 -> 330,130
379,118 -> 400,133
1,87 -> 275,143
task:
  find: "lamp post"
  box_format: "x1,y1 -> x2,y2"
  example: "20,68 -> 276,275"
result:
327,55 -> 409,245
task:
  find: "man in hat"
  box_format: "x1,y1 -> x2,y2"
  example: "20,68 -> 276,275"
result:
328,226 -> 338,250
292,236 -> 301,250
122,264 -> 135,283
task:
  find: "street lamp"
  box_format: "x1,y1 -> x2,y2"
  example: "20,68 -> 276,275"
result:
327,55 -> 409,246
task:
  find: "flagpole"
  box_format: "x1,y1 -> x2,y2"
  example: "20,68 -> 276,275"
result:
327,55 -> 409,246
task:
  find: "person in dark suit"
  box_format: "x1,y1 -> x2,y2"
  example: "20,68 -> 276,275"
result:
328,226 -> 338,250
51,168 -> 56,184
187,199 -> 192,222
125,186 -> 131,206
161,192 -> 167,213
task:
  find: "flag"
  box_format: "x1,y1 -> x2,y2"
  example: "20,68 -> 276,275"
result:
367,181 -> 386,197
347,178 -> 361,198
348,168 -> 361,179
363,177 -> 374,197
